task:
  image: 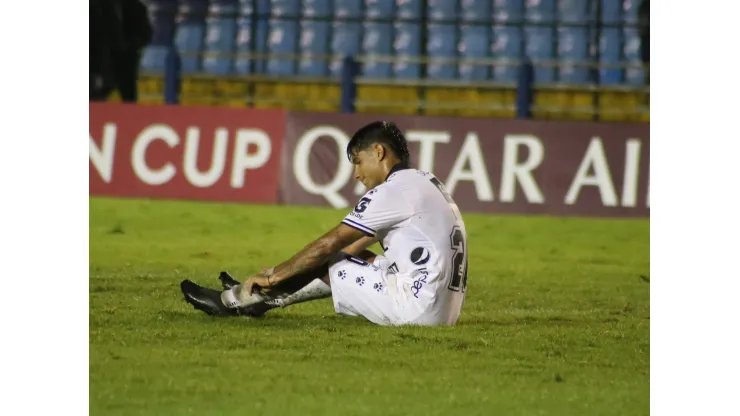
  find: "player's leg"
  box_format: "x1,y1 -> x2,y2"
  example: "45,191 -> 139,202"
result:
181,250 -> 377,316
325,254 -> 404,326
182,268 -> 331,317
221,250 -> 377,309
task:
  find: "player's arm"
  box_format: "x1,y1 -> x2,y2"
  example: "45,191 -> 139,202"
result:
342,235 -> 377,256
248,223 -> 366,293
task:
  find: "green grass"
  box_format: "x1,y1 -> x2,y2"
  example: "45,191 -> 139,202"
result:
90,197 -> 650,416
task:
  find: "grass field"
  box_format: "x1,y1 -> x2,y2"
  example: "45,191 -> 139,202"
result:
89,197 -> 650,416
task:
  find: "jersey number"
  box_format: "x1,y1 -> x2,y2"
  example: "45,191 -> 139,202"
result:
430,178 -> 467,291
448,226 -> 468,293
354,197 -> 371,213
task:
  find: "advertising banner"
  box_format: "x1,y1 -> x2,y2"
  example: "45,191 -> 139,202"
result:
281,112 -> 649,218
89,103 -> 286,204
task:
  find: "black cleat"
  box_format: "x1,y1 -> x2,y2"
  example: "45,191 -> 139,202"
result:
218,271 -> 241,290
181,280 -> 238,317
181,278 -> 280,318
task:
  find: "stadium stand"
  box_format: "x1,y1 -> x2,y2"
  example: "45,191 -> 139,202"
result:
135,0 -> 649,122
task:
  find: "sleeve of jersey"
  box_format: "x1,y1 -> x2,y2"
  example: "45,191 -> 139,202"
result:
341,189 -> 411,237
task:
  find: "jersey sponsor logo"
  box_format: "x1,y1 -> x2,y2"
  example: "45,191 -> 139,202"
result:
410,247 -> 431,265
388,262 -> 399,274
411,269 -> 430,299
349,211 -> 364,219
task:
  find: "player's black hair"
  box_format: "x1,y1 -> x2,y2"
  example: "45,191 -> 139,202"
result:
346,121 -> 411,166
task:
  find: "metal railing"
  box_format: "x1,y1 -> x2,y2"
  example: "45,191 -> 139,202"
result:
149,50 -> 648,120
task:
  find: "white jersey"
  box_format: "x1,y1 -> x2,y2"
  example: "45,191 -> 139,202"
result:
340,167 -> 468,325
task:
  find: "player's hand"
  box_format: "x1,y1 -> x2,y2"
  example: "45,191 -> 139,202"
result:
244,274 -> 272,296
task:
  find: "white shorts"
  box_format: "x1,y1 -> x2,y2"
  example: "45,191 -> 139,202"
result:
328,254 -> 455,326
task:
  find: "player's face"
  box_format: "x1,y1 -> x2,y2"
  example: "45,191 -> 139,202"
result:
351,147 -> 385,189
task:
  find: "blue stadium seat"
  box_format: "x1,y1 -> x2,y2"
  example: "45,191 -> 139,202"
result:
202,15 -> 237,75
334,0 -> 362,17
427,24 -> 457,80
396,0 -> 421,20
150,10 -> 177,45
599,0 -> 620,23
622,0 -> 641,24
238,0 -> 269,17
298,0 -> 331,76
298,21 -> 330,76
427,0 -> 457,21
557,26 -> 589,84
623,27 -> 645,85
558,0 -> 590,23
524,1 -> 555,83
622,0 -> 646,85
599,0 -> 622,84
234,0 -> 269,74
234,17 -> 268,74
266,20 -> 298,75
461,0 -> 491,22
140,46 -> 169,72
393,22 -> 421,78
147,0 -> 177,45
140,1 -> 179,71
493,0 -> 524,23
210,0 -> 239,14
270,0 -> 300,16
491,25 -> 522,82
362,22 -> 393,77
524,0 -> 555,22
264,1 -> 300,75
557,0 -> 593,83
174,18 -> 206,73
395,0 -> 422,79
459,25 -> 490,80
330,23 -> 361,76
330,0 -> 362,76
179,0 -> 209,17
524,27 -> 555,83
460,0 -> 491,81
304,0 -> 331,16
426,0 -> 458,80
365,0 -> 395,18
599,28 -> 622,84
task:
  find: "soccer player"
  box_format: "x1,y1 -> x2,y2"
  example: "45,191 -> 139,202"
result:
180,121 -> 469,326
